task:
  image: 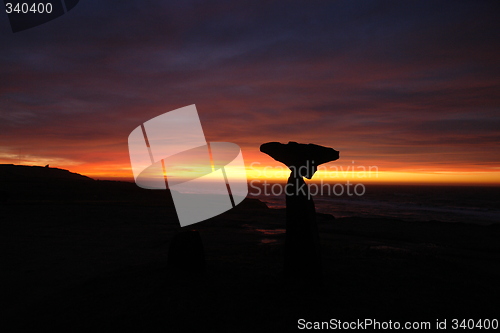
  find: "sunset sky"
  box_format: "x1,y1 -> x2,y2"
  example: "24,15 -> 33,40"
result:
1,0 -> 498,185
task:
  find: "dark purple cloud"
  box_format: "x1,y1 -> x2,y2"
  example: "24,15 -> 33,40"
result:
0,0 -> 498,180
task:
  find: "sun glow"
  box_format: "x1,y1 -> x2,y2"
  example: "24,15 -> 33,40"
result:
2,155 -> 499,186
72,163 -> 500,186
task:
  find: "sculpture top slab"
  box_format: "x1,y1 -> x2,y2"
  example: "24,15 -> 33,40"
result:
260,141 -> 339,179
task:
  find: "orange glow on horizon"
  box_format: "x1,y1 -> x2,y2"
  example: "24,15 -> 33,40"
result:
3,157 -> 498,186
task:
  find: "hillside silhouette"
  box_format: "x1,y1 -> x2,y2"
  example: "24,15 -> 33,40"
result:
0,164 -> 176,204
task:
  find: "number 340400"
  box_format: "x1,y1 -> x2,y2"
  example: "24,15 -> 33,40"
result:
5,2 -> 53,14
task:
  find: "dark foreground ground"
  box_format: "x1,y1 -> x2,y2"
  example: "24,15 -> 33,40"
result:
1,165 -> 500,332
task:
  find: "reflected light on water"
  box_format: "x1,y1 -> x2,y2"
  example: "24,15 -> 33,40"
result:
255,228 -> 286,235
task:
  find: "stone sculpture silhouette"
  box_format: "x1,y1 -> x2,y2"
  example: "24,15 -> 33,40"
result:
260,141 -> 339,286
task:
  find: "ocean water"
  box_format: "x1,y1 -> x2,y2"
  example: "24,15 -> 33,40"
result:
248,183 -> 500,225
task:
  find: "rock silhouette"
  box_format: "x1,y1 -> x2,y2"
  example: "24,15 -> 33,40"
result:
260,142 -> 339,285
260,142 -> 339,179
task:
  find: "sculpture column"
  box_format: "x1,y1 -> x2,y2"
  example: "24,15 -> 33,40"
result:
285,171 -> 322,285
260,141 -> 339,286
